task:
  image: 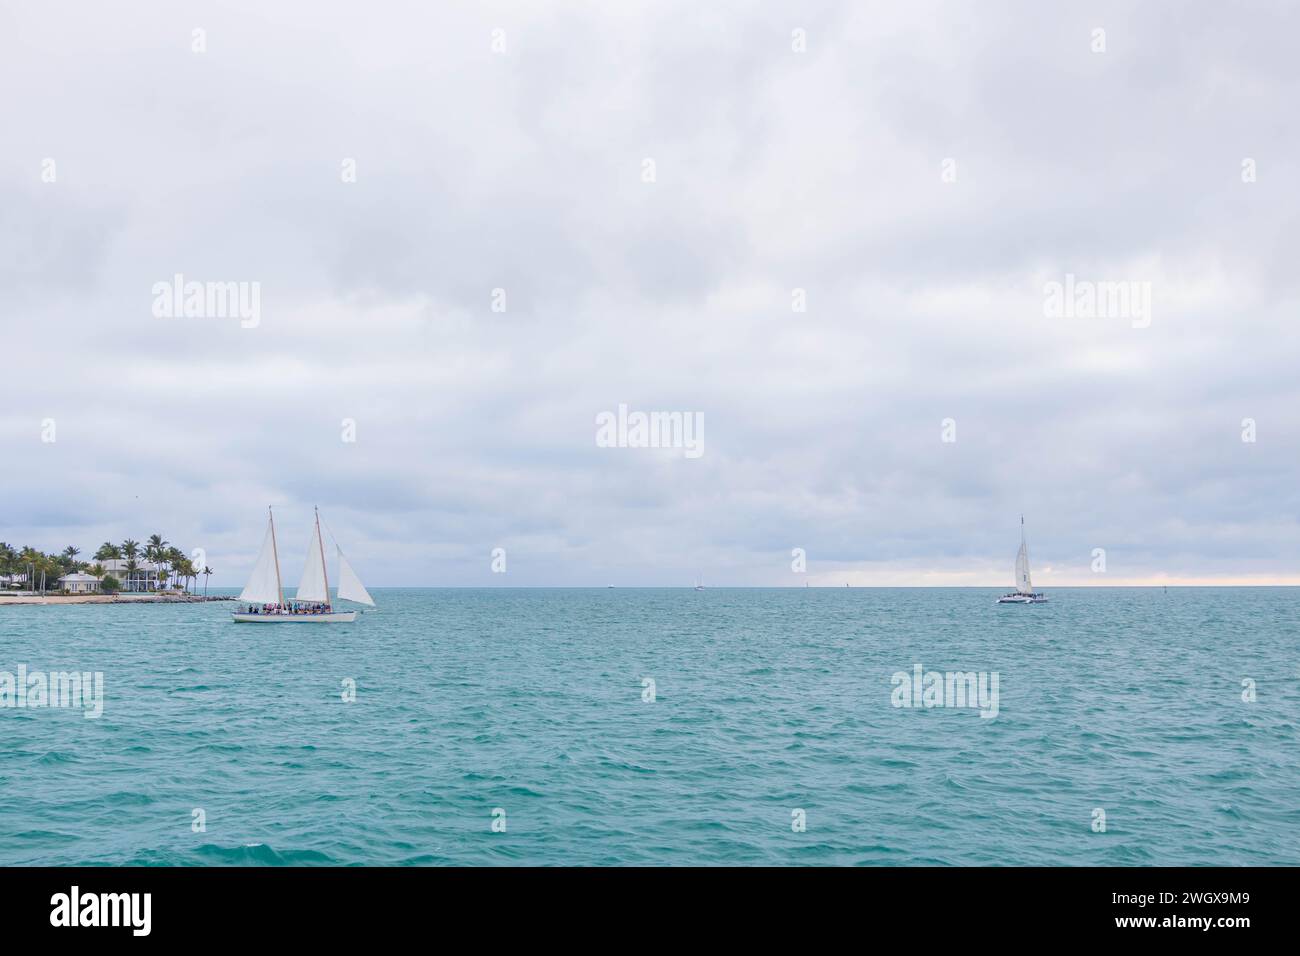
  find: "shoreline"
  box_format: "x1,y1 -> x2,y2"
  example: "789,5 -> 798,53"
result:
0,594 -> 234,606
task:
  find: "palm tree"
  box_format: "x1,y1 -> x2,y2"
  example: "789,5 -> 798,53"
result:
165,546 -> 185,589
202,566 -> 214,597
121,540 -> 139,591
21,548 -> 59,593
94,542 -> 121,562
174,556 -> 197,594
12,546 -> 49,592
62,546 -> 81,569
89,563 -> 105,581
147,536 -> 169,591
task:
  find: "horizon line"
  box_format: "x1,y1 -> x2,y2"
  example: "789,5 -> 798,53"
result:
194,583 -> 1300,590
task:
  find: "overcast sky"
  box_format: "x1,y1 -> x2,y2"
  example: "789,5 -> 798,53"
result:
3,1 -> 1299,587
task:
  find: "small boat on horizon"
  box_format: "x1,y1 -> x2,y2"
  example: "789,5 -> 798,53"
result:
997,516 -> 1047,604
232,506 -> 375,623
694,574 -> 705,591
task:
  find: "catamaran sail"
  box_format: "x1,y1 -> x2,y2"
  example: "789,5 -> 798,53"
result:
998,515 -> 1047,604
1015,540 -> 1032,594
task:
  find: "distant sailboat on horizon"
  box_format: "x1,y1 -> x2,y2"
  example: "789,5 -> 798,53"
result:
232,506 -> 375,623
997,516 -> 1047,604
694,573 -> 705,591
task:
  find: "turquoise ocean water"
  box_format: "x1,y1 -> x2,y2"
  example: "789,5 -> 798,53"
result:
1,587 -> 1297,866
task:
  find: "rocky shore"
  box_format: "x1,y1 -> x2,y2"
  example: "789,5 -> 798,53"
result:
0,594 -> 235,606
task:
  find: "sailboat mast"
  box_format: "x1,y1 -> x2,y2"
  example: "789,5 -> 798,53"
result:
269,506 -> 284,608
316,506 -> 331,611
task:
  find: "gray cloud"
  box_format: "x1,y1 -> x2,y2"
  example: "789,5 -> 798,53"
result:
2,1 -> 1298,588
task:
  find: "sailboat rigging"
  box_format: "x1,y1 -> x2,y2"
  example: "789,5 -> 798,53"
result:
233,506 -> 375,623
997,516 -> 1047,604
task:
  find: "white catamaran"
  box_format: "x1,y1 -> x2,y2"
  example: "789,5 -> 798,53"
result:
997,516 -> 1047,604
233,507 -> 375,623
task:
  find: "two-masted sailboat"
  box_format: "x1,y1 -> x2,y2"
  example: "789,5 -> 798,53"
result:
997,516 -> 1047,604
232,507 -> 375,623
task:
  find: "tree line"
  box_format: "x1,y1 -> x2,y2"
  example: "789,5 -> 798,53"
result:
0,535 -> 215,594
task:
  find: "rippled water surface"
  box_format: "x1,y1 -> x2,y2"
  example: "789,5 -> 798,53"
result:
1,587 -> 1297,865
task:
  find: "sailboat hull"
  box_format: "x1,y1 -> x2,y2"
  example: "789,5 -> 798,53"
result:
231,611 -> 358,623
996,593 -> 1047,604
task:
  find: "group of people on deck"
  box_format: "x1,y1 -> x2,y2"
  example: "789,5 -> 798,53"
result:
242,602 -> 330,615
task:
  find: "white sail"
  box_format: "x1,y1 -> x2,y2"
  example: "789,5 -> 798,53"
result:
296,525 -> 330,602
239,519 -> 282,604
1015,540 -> 1032,594
336,547 -> 374,606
